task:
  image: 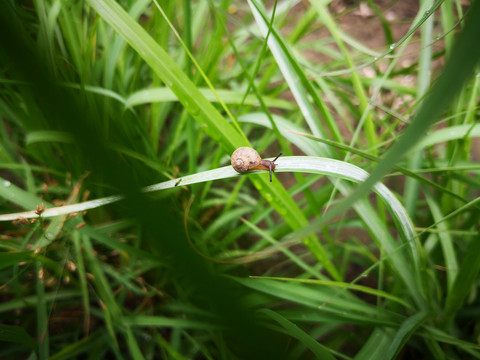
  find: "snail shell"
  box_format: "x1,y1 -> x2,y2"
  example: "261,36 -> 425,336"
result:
231,147 -> 262,173
231,147 -> 281,182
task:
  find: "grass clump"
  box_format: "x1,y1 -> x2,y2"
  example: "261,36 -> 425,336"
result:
0,0 -> 480,359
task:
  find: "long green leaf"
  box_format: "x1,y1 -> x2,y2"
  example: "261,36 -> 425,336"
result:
0,324 -> 36,350
443,234 -> 480,323
260,308 -> 336,360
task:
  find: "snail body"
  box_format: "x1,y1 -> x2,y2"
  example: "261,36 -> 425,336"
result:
231,147 -> 282,182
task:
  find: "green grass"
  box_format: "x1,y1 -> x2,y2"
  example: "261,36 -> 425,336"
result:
1,0 -> 480,359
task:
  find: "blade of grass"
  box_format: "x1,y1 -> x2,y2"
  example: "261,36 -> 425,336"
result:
425,192 -> 458,291
125,87 -> 294,110
404,0 -> 435,216
124,326 -> 146,360
259,308 -> 336,360
122,316 -> 221,330
443,233 -> 480,324
252,276 -> 412,309
234,277 -> 400,325
241,218 -> 324,279
49,331 -> 106,360
0,251 -> 33,270
359,320 -> 441,360
72,232 -> 91,335
81,234 -> 122,350
0,324 -> 36,350
411,123 -> 480,152
384,312 -> 430,360
286,129 -> 473,207
36,261 -> 49,360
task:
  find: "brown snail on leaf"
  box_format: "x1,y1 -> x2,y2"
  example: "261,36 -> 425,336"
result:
231,147 -> 282,182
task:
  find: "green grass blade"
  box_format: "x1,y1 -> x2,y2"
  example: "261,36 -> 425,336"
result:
443,233 -> 480,323
355,310 -> 432,360
0,251 -> 33,270
81,235 -> 122,350
425,193 -> 458,291
282,128 -> 470,206
404,0 -> 435,216
234,277 -> 399,325
354,327 -> 396,360
122,316 -> 220,330
124,326 -> 146,360
411,123 -> 480,152
356,312 -> 429,360
36,261 -> 49,360
49,332 -> 105,360
125,87 -> 293,110
0,324 -> 36,350
254,276 -> 412,309
72,232 -> 91,337
260,308 -> 336,360
384,312 -> 430,360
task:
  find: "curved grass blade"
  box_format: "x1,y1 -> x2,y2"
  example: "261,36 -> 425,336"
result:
0,156 -> 420,305
259,308 -> 336,360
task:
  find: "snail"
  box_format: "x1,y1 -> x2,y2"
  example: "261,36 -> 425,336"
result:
231,147 -> 282,182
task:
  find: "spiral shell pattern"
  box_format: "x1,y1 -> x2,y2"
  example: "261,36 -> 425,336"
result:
231,147 -> 261,173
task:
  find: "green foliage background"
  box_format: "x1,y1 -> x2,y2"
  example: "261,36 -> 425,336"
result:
0,0 -> 479,359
